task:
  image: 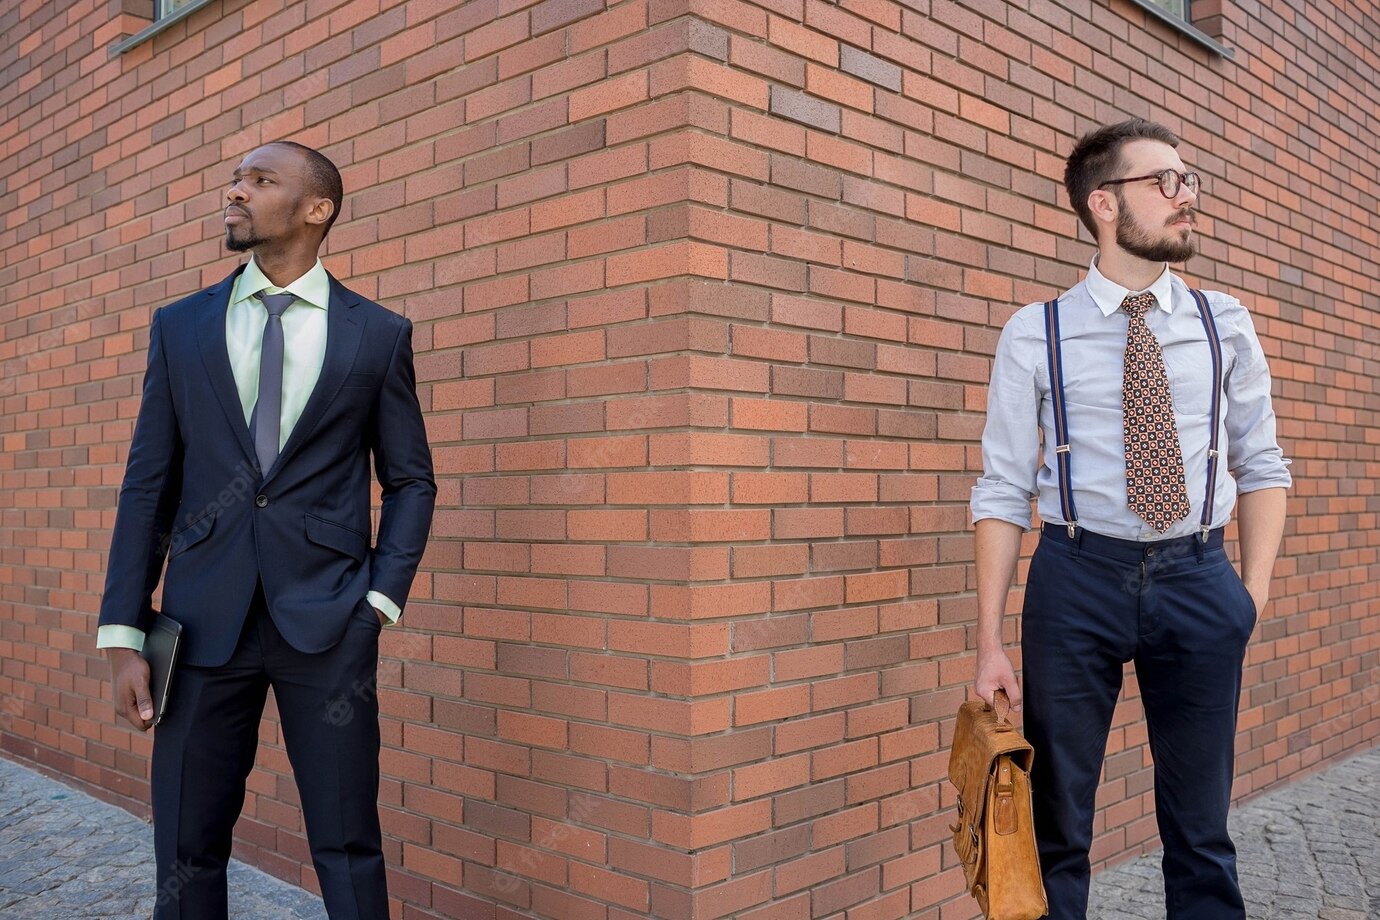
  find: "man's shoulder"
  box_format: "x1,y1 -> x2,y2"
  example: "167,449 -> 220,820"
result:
1004,280 -> 1091,329
1003,301 -> 1046,334
1171,280 -> 1249,327
154,269 -> 242,322
1171,277 -> 1242,310
328,277 -> 410,329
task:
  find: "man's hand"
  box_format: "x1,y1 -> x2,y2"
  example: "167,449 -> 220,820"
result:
106,647 -> 154,731
373,606 -> 388,626
1243,578 -> 1268,616
975,646 -> 1022,711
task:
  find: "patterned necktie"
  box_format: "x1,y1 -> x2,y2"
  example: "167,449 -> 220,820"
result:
1121,292 -> 1190,532
253,292 -> 295,476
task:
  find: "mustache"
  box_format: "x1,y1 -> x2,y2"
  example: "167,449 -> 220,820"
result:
1168,208 -> 1197,226
225,205 -> 250,218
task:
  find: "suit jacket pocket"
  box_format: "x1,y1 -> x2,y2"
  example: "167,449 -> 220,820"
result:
167,512 -> 216,558
305,513 -> 369,562
342,372 -> 377,389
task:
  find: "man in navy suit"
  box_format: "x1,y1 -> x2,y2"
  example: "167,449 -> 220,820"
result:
98,141 -> 435,920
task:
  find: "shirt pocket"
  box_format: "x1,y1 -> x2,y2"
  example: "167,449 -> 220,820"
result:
1163,346 -> 1213,416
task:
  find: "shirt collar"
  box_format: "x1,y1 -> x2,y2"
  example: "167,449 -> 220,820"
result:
1085,257 -> 1174,318
233,257 -> 330,311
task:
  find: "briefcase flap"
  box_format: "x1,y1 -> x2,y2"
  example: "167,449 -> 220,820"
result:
948,699 -> 1035,816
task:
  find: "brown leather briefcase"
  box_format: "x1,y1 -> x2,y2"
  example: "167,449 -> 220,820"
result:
948,691 -> 1048,920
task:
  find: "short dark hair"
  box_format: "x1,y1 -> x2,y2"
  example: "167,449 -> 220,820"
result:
1064,119 -> 1180,239
268,140 -> 344,238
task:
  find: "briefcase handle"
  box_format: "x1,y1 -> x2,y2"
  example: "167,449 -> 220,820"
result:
991,688 -> 1013,725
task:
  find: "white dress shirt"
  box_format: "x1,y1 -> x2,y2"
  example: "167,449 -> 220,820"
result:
971,259 -> 1292,540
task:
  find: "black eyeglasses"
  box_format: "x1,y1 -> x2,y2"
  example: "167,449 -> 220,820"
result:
1098,168 -> 1201,199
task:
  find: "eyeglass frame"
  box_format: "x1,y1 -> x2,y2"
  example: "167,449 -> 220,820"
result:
1098,168 -> 1202,199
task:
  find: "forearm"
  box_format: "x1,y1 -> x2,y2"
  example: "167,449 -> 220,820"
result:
1236,486 -> 1286,593
975,517 -> 1025,651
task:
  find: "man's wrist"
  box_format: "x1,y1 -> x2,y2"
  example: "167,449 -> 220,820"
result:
976,619 -> 1007,652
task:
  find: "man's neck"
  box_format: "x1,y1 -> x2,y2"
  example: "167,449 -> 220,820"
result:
250,244 -> 321,289
1095,247 -> 1165,293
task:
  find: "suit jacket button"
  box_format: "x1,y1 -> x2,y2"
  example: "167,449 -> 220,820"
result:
255,495 -> 269,507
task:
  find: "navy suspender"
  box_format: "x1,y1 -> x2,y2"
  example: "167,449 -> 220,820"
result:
1043,290 -> 1224,542
1188,289 -> 1225,541
1042,299 -> 1078,537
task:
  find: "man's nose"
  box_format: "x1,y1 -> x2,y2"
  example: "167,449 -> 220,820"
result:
227,182 -> 247,203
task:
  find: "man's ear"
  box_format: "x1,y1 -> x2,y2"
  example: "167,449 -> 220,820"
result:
1087,188 -> 1118,238
305,197 -> 335,229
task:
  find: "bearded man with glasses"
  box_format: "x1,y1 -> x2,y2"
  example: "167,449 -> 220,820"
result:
971,119 -> 1291,919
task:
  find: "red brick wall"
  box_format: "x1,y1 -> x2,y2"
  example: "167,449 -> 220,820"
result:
2,0 -> 1378,917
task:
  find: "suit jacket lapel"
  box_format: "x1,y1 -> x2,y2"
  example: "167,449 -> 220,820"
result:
194,267 -> 258,468
266,275 -> 365,481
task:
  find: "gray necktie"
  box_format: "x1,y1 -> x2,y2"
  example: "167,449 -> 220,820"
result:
253,292 -> 295,476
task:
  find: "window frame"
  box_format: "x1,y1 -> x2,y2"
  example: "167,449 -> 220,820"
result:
1125,0 -> 1235,59
110,0 -> 217,55
158,0 -> 205,15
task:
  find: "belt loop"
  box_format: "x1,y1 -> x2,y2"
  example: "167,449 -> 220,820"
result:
1070,523 -> 1082,558
1194,534 -> 1205,562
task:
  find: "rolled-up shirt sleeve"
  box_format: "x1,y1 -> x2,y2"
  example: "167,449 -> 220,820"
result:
1219,297 -> 1292,493
972,310 -> 1042,529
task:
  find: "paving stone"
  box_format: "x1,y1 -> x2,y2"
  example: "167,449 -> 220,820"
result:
1089,747 -> 1380,919
3,747 -> 1379,918
0,757 -> 324,918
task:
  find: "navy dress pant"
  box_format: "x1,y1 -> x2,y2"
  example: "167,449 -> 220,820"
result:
1022,524 -> 1257,920
150,585 -> 387,920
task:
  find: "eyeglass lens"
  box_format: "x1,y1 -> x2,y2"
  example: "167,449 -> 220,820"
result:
1160,170 -> 1200,197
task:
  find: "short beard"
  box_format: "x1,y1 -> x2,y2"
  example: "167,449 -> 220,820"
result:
1116,220 -> 1196,263
1114,195 -> 1197,263
225,229 -> 263,252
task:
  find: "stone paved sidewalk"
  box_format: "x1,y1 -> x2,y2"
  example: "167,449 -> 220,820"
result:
1089,746 -> 1380,919
3,747 -> 1378,918
0,756 -> 325,919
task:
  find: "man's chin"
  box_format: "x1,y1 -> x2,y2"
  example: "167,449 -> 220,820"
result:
225,232 -> 257,253
1120,234 -> 1196,264
1168,238 -> 1197,263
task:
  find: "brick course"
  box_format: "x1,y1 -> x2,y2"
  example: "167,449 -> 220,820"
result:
2,0 -> 1378,918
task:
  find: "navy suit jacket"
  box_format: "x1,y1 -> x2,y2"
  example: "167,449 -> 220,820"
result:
98,267 -> 436,667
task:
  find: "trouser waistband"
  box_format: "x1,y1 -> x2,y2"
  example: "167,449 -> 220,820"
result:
1040,522 -> 1223,563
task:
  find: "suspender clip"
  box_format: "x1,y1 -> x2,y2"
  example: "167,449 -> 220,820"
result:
1055,444 -> 1071,454
1067,521 -> 1078,539
1200,525 -> 1211,543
